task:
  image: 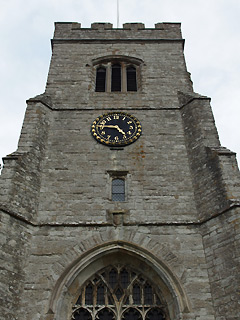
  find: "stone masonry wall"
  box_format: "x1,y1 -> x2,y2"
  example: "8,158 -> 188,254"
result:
201,208 -> 240,320
179,93 -> 240,221
46,24 -> 192,110
0,101 -> 51,221
0,212 -> 32,320
18,224 -> 215,320
37,107 -> 197,225
0,22 -> 239,320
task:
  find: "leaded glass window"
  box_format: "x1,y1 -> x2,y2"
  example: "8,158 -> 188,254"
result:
71,265 -> 167,320
85,284 -> 93,305
144,283 -> 153,305
97,284 -> 105,305
112,178 -> 125,202
133,284 -> 141,304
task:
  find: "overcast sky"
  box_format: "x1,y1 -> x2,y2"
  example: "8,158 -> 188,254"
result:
0,0 -> 239,166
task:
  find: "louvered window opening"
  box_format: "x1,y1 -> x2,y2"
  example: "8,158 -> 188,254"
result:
127,66 -> 137,91
112,178 -> 125,202
96,67 -> 106,92
95,63 -> 139,92
71,265 -> 167,320
111,64 -> 121,92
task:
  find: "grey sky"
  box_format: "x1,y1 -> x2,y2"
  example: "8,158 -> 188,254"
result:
0,0 -> 239,165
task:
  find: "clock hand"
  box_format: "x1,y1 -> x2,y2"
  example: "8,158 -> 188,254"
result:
97,124 -> 116,129
97,124 -> 125,135
115,126 -> 125,135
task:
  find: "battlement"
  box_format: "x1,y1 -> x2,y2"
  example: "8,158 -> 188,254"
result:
53,22 -> 182,41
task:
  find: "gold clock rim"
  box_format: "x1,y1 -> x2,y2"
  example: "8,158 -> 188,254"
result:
91,112 -> 142,147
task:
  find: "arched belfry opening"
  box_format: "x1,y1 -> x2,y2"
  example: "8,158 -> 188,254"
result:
47,242 -> 190,320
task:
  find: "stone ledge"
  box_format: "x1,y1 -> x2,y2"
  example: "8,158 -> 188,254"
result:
1,201 -> 239,228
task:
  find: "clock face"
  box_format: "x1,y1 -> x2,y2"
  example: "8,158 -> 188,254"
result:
91,112 -> 142,147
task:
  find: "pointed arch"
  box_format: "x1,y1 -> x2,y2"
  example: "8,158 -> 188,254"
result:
47,241 -> 191,320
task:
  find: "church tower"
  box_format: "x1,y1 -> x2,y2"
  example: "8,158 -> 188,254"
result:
0,22 -> 239,320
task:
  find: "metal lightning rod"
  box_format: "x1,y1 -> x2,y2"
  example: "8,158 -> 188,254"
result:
117,0 -> 120,28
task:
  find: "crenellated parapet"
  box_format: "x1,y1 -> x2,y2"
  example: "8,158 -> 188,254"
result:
53,22 -> 183,41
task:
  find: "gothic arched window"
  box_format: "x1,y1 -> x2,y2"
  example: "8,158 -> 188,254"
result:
71,265 -> 167,320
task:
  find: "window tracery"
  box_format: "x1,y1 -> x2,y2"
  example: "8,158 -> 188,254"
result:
71,265 -> 167,320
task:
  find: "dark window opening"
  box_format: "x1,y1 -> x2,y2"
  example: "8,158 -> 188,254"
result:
85,284 -> 93,305
112,178 -> 125,201
97,308 -> 115,320
120,269 -> 129,288
109,268 -> 118,288
123,308 -> 142,320
96,67 -> 106,92
144,284 -> 153,304
133,284 -> 141,304
114,287 -> 123,300
127,66 -> 137,91
73,308 -> 92,320
97,284 -> 105,304
111,64 -> 121,92
146,308 -> 165,320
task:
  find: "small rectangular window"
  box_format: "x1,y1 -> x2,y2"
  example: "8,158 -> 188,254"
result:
112,178 -> 125,201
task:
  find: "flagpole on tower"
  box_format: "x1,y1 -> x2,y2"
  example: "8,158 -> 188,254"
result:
117,0 -> 119,28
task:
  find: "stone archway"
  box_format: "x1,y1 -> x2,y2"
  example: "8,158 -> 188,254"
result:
46,241 -> 190,320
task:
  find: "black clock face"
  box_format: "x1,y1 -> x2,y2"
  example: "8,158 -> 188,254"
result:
91,112 -> 142,147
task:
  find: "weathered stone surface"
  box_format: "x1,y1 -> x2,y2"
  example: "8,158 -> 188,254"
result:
0,22 -> 239,320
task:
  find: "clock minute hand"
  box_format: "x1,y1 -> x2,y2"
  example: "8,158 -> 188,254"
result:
106,125 -> 125,135
98,124 -> 125,135
115,126 -> 125,135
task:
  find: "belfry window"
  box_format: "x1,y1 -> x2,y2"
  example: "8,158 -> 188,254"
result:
94,58 -> 141,93
127,66 -> 137,91
111,64 -> 121,92
112,178 -> 125,201
96,67 -> 106,92
71,265 -> 167,320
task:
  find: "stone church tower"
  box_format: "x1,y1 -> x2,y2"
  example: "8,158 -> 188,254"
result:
0,22 -> 239,320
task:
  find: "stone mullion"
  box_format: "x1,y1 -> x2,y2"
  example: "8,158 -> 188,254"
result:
121,62 -> 127,92
106,62 -> 111,92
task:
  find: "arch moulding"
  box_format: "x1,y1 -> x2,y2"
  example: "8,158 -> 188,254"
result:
46,241 -> 191,320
